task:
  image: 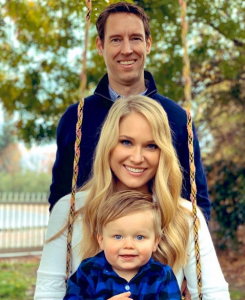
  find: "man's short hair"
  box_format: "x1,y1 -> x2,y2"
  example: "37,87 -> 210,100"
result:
96,2 -> 150,43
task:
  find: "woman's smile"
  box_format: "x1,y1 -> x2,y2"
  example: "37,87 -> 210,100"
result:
124,165 -> 146,174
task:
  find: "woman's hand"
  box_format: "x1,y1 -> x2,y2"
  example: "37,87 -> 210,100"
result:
107,291 -> 132,300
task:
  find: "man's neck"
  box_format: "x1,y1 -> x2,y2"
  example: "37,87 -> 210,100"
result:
109,81 -> 146,97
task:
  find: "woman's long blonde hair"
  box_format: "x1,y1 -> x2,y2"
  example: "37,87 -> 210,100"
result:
80,95 -> 190,272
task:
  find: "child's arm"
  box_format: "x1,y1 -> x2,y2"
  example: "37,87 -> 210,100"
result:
108,292 -> 132,300
63,267 -> 94,300
157,267 -> 181,300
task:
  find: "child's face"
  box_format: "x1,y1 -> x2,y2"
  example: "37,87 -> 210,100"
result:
97,210 -> 160,281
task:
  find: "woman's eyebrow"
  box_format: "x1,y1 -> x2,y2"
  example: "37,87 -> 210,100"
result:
119,135 -> 134,140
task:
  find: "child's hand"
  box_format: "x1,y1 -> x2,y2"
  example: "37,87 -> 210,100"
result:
107,291 -> 132,300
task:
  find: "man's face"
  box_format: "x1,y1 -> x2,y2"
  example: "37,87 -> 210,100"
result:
96,12 -> 152,92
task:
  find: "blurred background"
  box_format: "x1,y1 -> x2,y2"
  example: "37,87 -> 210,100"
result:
0,0 -> 244,299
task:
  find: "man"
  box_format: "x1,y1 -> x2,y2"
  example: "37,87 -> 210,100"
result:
49,2 -> 210,221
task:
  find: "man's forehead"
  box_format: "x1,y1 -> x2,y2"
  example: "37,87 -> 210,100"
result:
104,12 -> 145,36
105,11 -> 143,23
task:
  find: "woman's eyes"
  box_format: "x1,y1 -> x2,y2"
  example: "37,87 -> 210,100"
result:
120,140 -> 158,150
147,144 -> 158,150
120,139 -> 131,146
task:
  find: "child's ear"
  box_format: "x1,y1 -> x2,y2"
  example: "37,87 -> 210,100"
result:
97,233 -> 104,250
153,236 -> 161,252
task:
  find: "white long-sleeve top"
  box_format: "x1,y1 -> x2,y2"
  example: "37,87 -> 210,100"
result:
34,191 -> 230,300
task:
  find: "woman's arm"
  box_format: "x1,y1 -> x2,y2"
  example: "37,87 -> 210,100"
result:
34,192 -> 86,300
182,200 -> 230,300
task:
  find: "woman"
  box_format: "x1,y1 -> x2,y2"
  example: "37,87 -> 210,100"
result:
34,95 -> 230,300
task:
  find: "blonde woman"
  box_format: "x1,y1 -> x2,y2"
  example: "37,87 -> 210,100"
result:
35,95 -> 230,300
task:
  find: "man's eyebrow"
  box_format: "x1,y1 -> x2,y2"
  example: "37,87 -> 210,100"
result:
108,34 -> 121,39
131,33 -> 144,38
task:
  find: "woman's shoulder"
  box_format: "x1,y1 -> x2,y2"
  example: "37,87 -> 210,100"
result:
180,198 -> 203,213
179,198 -> 192,210
45,190 -> 88,239
51,190 -> 89,215
179,198 -> 206,224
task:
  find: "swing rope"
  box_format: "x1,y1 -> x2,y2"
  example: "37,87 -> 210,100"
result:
65,3 -> 203,298
179,0 -> 202,298
65,0 -> 92,281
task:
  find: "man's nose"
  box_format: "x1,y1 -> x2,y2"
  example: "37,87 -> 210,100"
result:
121,39 -> 133,55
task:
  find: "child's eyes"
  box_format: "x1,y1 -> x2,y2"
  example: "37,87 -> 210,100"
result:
114,235 -> 122,240
136,235 -> 144,240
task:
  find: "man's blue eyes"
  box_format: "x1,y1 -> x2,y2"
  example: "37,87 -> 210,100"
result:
111,37 -> 142,42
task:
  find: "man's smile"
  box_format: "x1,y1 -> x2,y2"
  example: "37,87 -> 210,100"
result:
118,60 -> 136,65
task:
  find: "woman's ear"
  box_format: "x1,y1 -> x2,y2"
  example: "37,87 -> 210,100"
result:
97,233 -> 104,250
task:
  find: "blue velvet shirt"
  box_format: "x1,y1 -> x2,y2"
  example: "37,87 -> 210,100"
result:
64,251 -> 181,300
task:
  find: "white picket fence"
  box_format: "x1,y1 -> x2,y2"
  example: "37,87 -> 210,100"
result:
0,192 -> 49,256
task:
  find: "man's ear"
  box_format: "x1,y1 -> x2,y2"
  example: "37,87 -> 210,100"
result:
153,235 -> 161,252
97,233 -> 104,250
146,35 -> 152,55
96,36 -> 103,56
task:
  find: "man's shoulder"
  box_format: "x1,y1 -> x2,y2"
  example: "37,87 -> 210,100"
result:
152,93 -> 187,119
60,102 -> 79,120
59,94 -> 107,125
62,95 -> 99,116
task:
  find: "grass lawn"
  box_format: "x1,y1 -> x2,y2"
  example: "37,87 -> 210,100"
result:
0,260 -> 39,300
0,258 -> 245,300
230,290 -> 245,300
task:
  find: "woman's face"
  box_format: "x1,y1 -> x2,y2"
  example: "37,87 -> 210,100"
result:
110,112 -> 160,193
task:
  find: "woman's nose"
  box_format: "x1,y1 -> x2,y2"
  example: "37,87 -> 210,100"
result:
130,147 -> 144,164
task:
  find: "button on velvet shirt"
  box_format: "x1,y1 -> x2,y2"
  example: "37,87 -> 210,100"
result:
64,251 -> 181,300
